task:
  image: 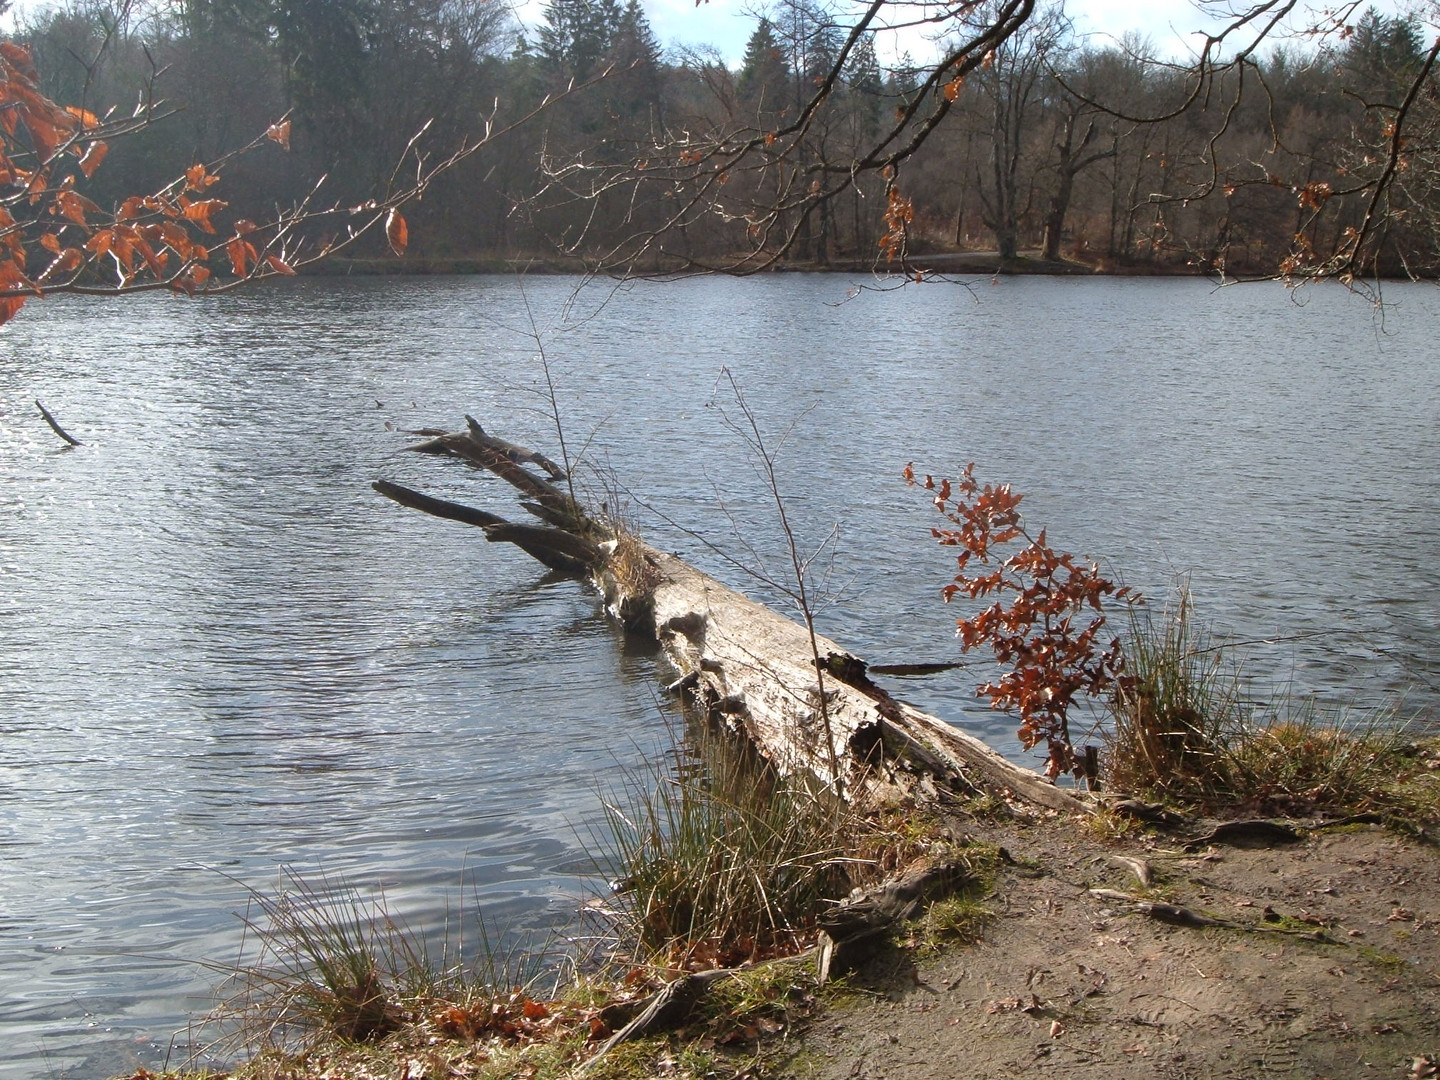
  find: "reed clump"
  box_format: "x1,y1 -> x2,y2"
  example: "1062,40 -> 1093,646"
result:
205,867 -> 569,1074
1105,590 -> 1440,822
1105,591 -> 1249,804
595,726 -> 912,970
220,869 -> 410,1047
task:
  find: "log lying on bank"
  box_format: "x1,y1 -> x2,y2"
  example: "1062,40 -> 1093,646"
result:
375,421 -> 1085,816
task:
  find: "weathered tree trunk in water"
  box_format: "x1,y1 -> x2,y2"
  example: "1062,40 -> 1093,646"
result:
375,421 -> 1086,816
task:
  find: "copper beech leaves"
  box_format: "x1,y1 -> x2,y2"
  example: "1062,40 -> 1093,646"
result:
227,237 -> 257,277
904,462 -> 1133,779
427,991 -> 594,1044
0,44 -> 394,327
181,198 -> 227,233
76,140 -> 107,177
185,163 -> 220,191
385,208 -> 408,256
1299,180 -> 1334,210
879,186 -> 913,260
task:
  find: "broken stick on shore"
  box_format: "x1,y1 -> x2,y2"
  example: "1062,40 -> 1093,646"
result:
374,419 -> 1084,816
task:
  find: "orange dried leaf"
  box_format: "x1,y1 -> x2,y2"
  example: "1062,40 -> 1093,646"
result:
38,246 -> 82,282
266,120 -> 291,151
0,293 -> 27,326
1299,180 -> 1333,210
77,140 -> 108,178
265,254 -> 296,276
385,208 -> 408,256
158,222 -> 191,252
182,198 -> 227,234
25,117 -> 64,160
111,231 -> 136,273
39,232 -> 61,254
226,236 -> 255,277
53,191 -> 94,226
0,42 -> 34,71
64,105 -> 99,129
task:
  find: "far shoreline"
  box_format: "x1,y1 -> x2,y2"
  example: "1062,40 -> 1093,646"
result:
309,250 -> 1359,280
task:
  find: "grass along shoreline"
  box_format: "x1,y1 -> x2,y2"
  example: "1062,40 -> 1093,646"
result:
113,591 -> 1440,1080
119,742 -> 1437,1079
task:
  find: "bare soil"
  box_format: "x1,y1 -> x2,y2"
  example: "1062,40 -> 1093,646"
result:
785,816 -> 1440,1080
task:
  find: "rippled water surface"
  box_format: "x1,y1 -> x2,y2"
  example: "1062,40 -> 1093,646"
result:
2,274 -> 1438,1077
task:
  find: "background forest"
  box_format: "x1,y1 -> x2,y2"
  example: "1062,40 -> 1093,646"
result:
8,0 -> 1440,276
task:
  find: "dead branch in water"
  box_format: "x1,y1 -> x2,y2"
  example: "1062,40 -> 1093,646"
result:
36,400 -> 82,446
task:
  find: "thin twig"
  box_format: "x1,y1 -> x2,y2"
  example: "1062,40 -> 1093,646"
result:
714,369 -> 845,800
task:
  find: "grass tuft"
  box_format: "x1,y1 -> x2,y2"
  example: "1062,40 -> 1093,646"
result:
213,867 -> 557,1060
220,869 -> 411,1047
1106,589 -> 1248,804
913,894 -> 992,948
595,725 -> 904,969
1229,708 -> 1418,817
1104,588 -> 1440,822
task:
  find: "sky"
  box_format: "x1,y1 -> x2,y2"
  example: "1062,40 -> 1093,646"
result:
507,0 -> 1399,66
1,0 -> 1420,68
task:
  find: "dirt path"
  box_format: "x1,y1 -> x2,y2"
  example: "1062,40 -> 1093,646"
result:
786,820 -> 1440,1080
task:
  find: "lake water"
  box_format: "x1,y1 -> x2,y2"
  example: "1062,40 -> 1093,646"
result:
2,274 -> 1438,1077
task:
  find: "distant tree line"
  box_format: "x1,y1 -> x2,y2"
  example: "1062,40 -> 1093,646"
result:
11,0 -> 1439,275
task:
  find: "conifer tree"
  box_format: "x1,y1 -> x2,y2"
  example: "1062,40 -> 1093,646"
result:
737,17 -> 787,122
535,0 -> 620,81
609,0 -> 662,118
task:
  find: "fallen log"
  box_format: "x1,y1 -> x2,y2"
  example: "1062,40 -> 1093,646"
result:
375,420 -> 1086,816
